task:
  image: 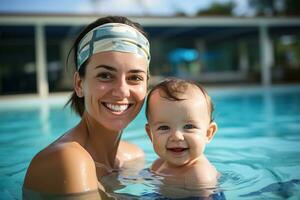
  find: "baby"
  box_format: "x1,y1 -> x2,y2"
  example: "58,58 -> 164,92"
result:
145,78 -> 219,197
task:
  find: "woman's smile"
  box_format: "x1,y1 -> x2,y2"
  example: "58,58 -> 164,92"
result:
101,102 -> 133,114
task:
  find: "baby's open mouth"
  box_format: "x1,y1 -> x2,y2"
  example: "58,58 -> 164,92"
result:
167,147 -> 189,152
102,103 -> 133,112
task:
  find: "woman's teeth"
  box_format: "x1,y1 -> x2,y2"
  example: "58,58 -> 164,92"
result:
104,103 -> 130,112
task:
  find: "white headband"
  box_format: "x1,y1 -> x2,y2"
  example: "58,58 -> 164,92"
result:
77,23 -> 150,70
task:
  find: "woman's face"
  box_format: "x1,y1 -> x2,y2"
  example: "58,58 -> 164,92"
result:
77,51 -> 148,131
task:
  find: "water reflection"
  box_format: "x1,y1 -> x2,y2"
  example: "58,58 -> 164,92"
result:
240,179 -> 300,199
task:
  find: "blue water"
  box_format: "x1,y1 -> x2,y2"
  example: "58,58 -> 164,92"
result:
1,86 -> 300,199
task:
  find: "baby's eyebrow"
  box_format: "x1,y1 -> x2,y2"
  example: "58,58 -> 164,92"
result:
152,121 -> 167,126
185,120 -> 199,123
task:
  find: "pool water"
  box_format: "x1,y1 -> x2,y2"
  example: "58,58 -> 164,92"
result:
1,86 -> 300,199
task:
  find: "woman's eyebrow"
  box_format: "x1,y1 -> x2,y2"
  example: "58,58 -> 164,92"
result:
128,69 -> 147,74
95,65 -> 117,71
95,65 -> 146,74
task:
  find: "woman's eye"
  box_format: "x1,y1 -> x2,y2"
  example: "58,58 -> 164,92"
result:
97,72 -> 113,80
184,124 -> 196,130
157,125 -> 170,131
128,75 -> 144,82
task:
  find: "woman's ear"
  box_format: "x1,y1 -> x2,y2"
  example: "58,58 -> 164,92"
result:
145,124 -> 153,142
74,72 -> 84,97
206,122 -> 218,143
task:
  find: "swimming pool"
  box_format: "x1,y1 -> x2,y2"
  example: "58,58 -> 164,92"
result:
1,85 -> 300,199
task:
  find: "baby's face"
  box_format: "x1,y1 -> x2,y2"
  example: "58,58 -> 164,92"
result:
146,87 -> 214,167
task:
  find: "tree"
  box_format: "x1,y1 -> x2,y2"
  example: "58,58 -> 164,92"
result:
248,0 -> 300,16
284,0 -> 300,16
196,1 -> 235,16
248,0 -> 279,16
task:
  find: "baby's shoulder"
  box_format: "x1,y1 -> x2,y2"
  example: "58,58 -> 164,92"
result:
150,158 -> 164,172
184,162 -> 218,186
24,142 -> 98,193
118,141 -> 144,162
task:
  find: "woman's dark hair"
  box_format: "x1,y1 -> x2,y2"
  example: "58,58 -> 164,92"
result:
145,78 -> 215,123
65,16 -> 149,116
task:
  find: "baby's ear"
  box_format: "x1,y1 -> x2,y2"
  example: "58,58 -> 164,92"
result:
145,124 -> 153,142
206,122 -> 218,143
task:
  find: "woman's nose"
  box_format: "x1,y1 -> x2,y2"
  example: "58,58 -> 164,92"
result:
170,130 -> 184,141
112,78 -> 130,98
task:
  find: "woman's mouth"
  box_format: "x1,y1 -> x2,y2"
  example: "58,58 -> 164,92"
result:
102,103 -> 133,113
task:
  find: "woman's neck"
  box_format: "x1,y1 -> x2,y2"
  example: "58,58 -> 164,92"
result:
81,112 -> 122,168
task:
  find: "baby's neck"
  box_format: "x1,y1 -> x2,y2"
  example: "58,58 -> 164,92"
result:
153,155 -> 209,176
151,155 -> 218,193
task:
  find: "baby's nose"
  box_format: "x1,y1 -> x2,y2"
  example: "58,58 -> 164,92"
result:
170,130 -> 184,141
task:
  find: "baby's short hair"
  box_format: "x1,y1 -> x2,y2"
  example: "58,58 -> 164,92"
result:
145,78 -> 214,122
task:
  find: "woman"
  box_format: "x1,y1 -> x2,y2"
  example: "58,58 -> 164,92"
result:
23,16 -> 150,195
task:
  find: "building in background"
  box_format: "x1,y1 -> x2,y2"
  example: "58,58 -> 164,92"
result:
1,0 -> 300,96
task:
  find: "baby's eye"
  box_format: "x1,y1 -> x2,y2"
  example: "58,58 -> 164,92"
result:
157,125 -> 170,131
183,124 -> 196,130
97,72 -> 113,81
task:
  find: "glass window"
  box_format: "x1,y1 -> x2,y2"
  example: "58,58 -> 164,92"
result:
45,25 -> 83,92
0,26 -> 36,95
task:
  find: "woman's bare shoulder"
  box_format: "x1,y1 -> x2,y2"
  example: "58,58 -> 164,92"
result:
23,141 -> 98,194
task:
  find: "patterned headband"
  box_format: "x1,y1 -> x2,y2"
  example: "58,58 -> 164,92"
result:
77,23 -> 150,70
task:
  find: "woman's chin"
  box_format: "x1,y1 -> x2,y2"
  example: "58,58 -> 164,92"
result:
103,120 -> 131,132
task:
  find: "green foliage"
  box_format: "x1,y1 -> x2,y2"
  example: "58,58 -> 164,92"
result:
249,0 -> 300,16
196,1 -> 235,16
249,0 -> 276,16
284,0 -> 300,15
276,36 -> 300,68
